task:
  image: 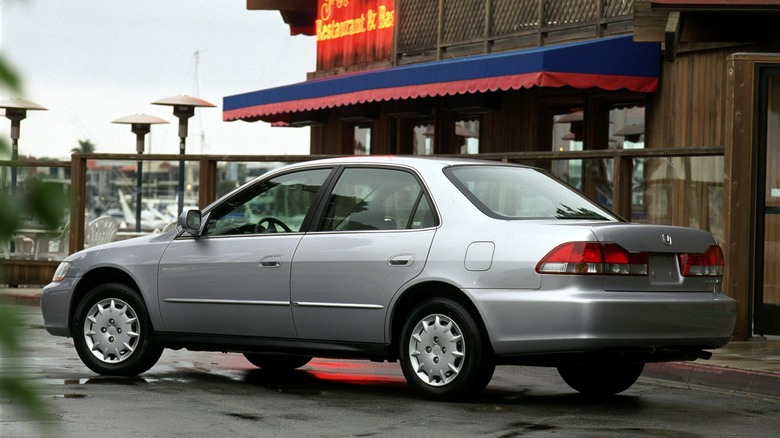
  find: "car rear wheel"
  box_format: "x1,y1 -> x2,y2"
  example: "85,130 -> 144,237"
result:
557,363 -> 645,396
243,353 -> 312,371
399,298 -> 495,402
71,283 -> 163,376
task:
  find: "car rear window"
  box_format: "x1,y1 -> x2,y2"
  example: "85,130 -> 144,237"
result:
444,165 -> 617,221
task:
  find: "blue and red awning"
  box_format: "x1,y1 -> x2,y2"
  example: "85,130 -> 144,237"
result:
224,35 -> 660,123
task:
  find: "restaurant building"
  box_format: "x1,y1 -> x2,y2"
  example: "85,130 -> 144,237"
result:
225,0 -> 780,341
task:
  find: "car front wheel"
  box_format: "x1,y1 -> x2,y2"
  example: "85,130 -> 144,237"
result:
71,283 -> 163,376
399,298 -> 495,401
557,363 -> 645,396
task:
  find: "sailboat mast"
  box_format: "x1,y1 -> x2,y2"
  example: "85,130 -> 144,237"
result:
194,50 -> 206,153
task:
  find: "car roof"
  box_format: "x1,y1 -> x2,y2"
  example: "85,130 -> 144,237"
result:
284,155 -> 521,172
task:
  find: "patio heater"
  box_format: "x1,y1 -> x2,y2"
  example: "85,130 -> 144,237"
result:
0,98 -> 47,194
151,95 -> 215,216
112,114 -> 169,232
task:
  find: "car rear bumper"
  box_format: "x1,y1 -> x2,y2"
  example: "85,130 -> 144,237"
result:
466,288 -> 737,358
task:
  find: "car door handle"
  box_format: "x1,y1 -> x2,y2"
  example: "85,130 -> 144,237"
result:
259,255 -> 283,268
388,254 -> 414,267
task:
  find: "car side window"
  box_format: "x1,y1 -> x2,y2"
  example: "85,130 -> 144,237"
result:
321,168 -> 435,231
204,168 -> 331,236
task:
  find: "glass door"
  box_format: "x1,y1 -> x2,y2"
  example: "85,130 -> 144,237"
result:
755,68 -> 780,335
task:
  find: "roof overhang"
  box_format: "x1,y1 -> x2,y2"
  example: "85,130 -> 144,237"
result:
651,0 -> 780,10
637,1 -> 780,61
224,35 -> 661,123
246,0 -> 316,35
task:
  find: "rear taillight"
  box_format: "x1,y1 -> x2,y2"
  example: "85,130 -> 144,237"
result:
678,245 -> 724,277
536,242 -> 648,276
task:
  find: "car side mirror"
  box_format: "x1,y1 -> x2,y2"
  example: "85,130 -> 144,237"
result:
179,209 -> 202,236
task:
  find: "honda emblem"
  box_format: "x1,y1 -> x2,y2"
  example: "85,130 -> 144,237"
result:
661,234 -> 673,246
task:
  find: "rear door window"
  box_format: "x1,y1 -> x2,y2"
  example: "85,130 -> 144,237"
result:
320,167 -> 436,231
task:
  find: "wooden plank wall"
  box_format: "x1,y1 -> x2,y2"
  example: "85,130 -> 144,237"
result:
648,42 -> 780,149
481,90 -> 541,154
647,47 -> 729,149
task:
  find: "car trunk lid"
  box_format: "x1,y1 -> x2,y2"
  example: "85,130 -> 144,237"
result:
588,223 -> 722,292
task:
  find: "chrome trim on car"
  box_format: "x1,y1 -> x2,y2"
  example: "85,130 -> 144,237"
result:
163,298 -> 290,306
294,301 -> 384,310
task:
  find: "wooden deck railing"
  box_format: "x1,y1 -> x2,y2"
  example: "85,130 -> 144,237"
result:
1,145 -> 723,286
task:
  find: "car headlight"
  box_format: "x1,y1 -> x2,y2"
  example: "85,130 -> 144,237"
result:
52,261 -> 72,282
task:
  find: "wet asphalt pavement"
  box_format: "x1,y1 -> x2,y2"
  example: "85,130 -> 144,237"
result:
3,305 -> 780,437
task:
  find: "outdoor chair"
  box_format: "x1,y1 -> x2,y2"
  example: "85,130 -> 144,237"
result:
42,223 -> 71,261
161,221 -> 177,233
85,216 -> 119,248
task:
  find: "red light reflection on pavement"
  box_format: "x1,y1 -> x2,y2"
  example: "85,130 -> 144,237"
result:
306,360 -> 406,385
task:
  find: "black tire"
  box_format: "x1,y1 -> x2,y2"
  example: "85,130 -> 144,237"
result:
243,353 -> 312,371
71,283 -> 163,376
557,363 -> 645,396
398,297 -> 495,402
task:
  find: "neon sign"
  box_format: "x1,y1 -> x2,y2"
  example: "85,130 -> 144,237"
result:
316,0 -> 394,41
316,0 -> 395,70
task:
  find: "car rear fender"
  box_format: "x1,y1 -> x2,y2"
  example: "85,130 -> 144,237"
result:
386,279 -> 491,360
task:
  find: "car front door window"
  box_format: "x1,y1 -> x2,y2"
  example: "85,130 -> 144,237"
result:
204,168 -> 332,236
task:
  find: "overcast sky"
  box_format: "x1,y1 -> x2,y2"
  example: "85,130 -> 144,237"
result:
0,0 -> 316,159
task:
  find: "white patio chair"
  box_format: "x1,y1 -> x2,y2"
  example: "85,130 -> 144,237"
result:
7,235 -> 34,259
85,216 -> 119,248
42,223 -> 71,261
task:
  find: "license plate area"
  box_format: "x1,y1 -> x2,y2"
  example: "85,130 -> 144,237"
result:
648,253 -> 681,285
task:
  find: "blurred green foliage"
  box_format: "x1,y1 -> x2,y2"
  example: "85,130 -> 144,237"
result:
0,47 -> 59,430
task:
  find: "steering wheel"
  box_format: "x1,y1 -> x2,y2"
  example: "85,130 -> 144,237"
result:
255,217 -> 292,233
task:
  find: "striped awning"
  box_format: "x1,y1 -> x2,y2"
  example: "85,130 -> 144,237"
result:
224,35 -> 660,123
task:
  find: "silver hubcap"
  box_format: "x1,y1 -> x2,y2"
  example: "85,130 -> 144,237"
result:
408,313 -> 465,387
82,298 -> 140,363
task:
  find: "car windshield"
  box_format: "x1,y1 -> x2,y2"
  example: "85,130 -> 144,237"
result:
444,165 -> 617,221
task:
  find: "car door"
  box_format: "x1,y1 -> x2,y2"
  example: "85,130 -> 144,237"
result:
291,166 -> 438,343
157,167 -> 333,337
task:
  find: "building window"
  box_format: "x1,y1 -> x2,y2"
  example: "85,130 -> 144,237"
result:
413,122 -> 435,155
610,105 -> 645,150
610,105 -> 646,218
354,124 -> 371,155
550,109 -> 584,190
455,119 -> 480,154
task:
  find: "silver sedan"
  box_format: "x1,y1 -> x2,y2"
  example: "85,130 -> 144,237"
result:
40,156 -> 736,401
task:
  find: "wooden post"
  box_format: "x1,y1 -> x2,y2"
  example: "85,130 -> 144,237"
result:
69,154 -> 87,253
724,54 -> 760,340
612,154 -> 634,220
198,158 -> 218,209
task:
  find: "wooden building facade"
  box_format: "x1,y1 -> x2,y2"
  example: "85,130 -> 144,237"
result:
231,0 -> 780,340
